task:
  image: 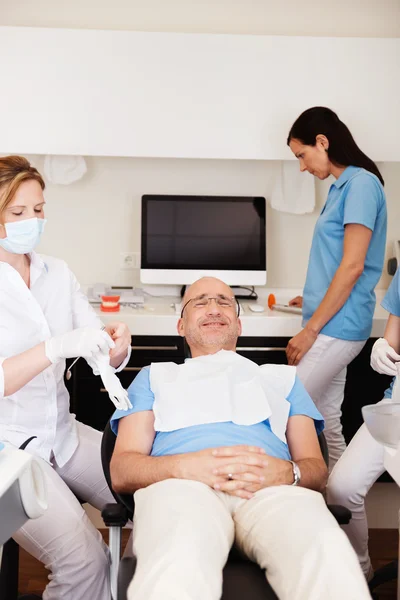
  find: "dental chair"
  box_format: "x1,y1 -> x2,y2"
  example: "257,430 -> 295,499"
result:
101,421 -> 352,600
0,440 -> 47,600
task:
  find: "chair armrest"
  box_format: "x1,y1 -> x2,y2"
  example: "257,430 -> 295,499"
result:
102,502 -> 129,528
327,504 -> 352,525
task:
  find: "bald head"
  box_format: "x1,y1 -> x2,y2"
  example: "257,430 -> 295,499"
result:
182,277 -> 234,306
178,277 -> 241,358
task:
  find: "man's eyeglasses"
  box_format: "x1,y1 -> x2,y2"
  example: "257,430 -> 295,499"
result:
180,294 -> 240,318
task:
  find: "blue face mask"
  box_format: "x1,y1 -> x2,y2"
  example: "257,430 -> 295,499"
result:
0,217 -> 47,254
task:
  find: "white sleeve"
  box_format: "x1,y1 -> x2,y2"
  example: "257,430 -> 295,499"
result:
113,345 -> 132,373
0,357 -> 5,399
70,269 -> 103,330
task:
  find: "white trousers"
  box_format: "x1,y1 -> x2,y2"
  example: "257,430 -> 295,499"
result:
13,421 -> 114,600
127,479 -> 370,600
296,334 -> 366,470
327,416 -> 386,577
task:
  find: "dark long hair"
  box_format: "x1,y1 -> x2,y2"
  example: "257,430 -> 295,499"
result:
287,107 -> 384,186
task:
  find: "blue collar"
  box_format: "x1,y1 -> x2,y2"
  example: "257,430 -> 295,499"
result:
332,166 -> 361,189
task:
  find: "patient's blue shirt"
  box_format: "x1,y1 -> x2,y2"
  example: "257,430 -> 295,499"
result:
111,366 -> 324,461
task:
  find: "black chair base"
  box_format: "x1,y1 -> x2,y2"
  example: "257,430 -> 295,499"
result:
369,559 -> 398,594
0,539 -> 42,600
114,551 -> 277,600
0,538 -> 19,600
222,560 -> 278,600
118,556 -> 137,600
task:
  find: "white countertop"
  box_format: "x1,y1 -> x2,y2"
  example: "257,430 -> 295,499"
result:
94,295 -> 389,338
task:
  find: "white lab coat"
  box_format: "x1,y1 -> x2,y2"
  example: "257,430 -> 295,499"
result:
0,251 -> 129,466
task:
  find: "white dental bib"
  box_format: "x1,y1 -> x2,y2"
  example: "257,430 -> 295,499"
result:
149,350 -> 295,443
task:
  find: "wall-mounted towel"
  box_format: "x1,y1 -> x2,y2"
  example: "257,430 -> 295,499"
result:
44,155 -> 87,185
269,161 -> 316,215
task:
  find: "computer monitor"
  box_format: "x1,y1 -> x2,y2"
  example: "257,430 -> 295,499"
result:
140,194 -> 266,285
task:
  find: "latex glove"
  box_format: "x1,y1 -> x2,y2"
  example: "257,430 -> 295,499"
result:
392,367 -> 400,403
92,353 -> 132,411
370,338 -> 400,376
86,357 -> 101,376
45,327 -> 115,364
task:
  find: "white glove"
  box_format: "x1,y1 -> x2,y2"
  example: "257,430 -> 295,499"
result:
91,353 -> 132,411
392,368 -> 400,404
370,337 -> 400,376
45,327 -> 115,364
86,357 -> 101,376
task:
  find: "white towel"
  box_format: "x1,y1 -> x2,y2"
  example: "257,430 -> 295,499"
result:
44,155 -> 87,185
269,161 -> 315,215
149,350 -> 295,443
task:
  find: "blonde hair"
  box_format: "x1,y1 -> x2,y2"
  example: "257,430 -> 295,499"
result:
0,156 -> 45,218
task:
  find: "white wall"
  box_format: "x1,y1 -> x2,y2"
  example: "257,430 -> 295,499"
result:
2,0 -> 400,37
2,1 -> 399,291
20,155 -> 398,292
2,2 -> 400,291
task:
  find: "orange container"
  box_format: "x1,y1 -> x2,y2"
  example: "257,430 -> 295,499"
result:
101,294 -> 120,312
268,293 -> 276,309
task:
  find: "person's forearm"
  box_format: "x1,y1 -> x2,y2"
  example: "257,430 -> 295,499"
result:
2,343 -> 52,396
306,262 -> 363,334
269,458 -> 327,492
383,315 -> 400,354
297,458 -> 328,493
111,451 -> 182,494
110,348 -> 128,369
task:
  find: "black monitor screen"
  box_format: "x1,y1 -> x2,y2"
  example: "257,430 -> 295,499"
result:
141,195 -> 266,270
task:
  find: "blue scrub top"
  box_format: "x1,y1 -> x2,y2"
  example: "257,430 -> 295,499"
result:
302,166 -> 387,341
381,267 -> 400,399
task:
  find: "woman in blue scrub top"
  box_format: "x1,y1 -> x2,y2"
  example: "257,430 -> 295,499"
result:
286,106 -> 387,470
327,267 -> 400,580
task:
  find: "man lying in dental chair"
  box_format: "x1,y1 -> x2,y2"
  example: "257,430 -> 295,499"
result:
110,277 -> 370,600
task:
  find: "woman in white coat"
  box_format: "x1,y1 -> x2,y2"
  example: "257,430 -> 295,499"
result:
0,156 -> 131,600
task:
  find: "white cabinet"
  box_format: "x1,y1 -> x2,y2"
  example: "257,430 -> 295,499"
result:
1,27 -> 399,160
